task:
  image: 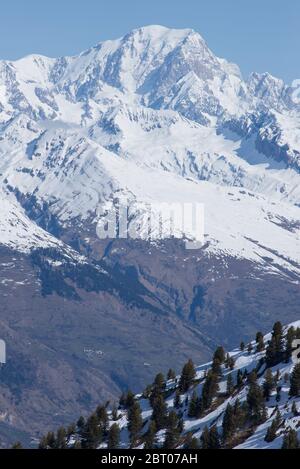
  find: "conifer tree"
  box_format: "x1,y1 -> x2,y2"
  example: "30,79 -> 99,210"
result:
184,433 -> 200,449
201,370 -> 219,410
236,369 -> 243,389
128,401 -> 143,447
167,369 -> 176,380
266,321 -> 284,366
124,390 -> 135,409
222,403 -> 235,442
282,429 -> 299,449
240,342 -> 245,351
108,423 -> 120,449
66,423 -> 76,439
263,369 -> 275,400
285,326 -> 295,362
163,411 -> 181,449
292,400 -> 298,416
144,421 -> 157,449
256,331 -> 265,352
82,413 -> 103,449
200,426 -> 210,449
44,432 -> 56,449
38,435 -> 48,450
77,416 -> 85,432
112,406 -> 119,421
179,359 -> 196,392
55,427 -> 67,449
188,391 -> 199,418
73,440 -> 82,449
264,410 -> 281,443
153,373 -> 166,392
226,374 -> 234,396
213,346 -> 226,364
11,442 -> 23,449
208,425 -> 221,449
212,357 -> 222,376
247,373 -> 267,424
151,394 -> 167,430
173,389 -> 181,409
290,363 -> 300,397
96,405 -> 109,433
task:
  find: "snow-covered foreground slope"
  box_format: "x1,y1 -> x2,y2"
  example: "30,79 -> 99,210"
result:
49,321 -> 300,450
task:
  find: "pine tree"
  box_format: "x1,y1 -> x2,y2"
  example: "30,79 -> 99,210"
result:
144,421 -> 157,449
55,427 -> 67,449
11,441 -> 23,449
167,369 -> 176,380
290,363 -> 300,397
179,359 -> 196,392
108,423 -> 120,449
77,416 -> 85,432
38,435 -> 48,450
153,373 -> 166,392
256,331 -> 265,352
240,342 -> 245,351
151,394 -> 167,430
124,390 -> 135,408
45,432 -> 56,449
264,410 -> 281,443
82,413 -> 103,449
226,374 -> 234,396
188,391 -> 199,418
96,405 -> 109,433
222,403 -> 235,442
209,425 -> 221,449
236,369 -> 243,389
112,406 -> 119,421
163,411 -> 181,449
212,358 -> 222,376
66,423 -> 76,439
292,400 -> 298,416
173,389 -> 181,409
285,326 -> 296,362
200,426 -> 210,449
263,369 -> 275,400
201,370 -> 219,410
184,433 -> 200,449
213,346 -> 226,364
282,429 -> 299,449
73,440 -> 82,449
266,321 -> 284,366
128,401 -> 143,447
247,373 -> 267,424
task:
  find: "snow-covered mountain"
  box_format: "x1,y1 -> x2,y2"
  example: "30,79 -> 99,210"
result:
0,25 -> 299,447
0,25 -> 299,258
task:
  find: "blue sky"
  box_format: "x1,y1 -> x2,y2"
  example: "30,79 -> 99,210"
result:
0,0 -> 298,83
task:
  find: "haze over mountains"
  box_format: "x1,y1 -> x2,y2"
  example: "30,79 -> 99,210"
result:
0,25 -> 299,446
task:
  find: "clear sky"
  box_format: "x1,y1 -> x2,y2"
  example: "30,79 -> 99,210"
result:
0,0 -> 298,83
